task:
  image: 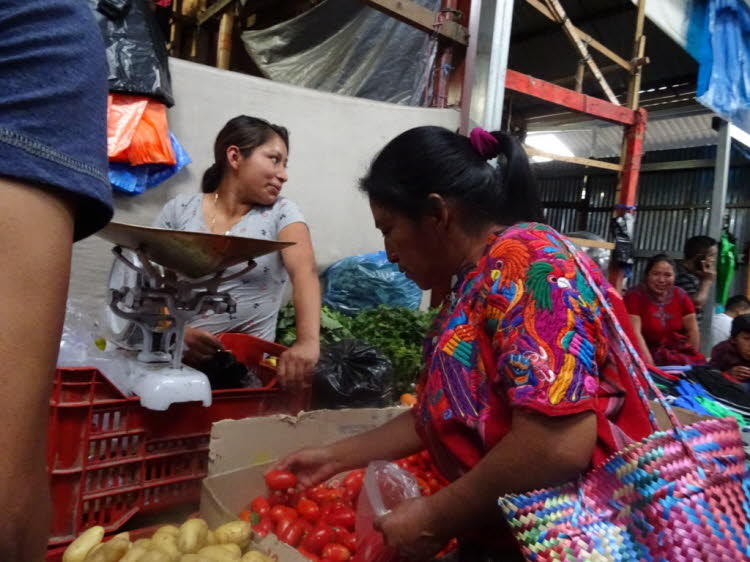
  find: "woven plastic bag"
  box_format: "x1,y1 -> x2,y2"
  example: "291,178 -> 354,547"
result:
497,233 -> 750,561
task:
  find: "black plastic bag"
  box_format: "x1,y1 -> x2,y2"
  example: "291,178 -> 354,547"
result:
87,0 -> 174,106
313,341 -> 393,409
199,351 -> 263,390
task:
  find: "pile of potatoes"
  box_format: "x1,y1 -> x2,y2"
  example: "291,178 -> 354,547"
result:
62,519 -> 272,562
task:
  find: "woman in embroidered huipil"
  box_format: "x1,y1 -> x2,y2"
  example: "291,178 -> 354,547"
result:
276,126 -> 653,561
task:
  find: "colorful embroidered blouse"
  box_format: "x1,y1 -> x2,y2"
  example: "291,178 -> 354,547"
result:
414,223 -> 653,483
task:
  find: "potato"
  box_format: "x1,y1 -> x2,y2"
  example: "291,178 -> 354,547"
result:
177,518 -> 209,554
137,550 -> 172,562
134,539 -> 152,549
85,532 -> 130,562
240,552 -> 272,562
216,544 -> 241,556
204,531 -> 217,546
179,556 -> 214,562
197,544 -> 241,561
153,525 -> 180,539
151,533 -> 181,561
120,541 -> 150,562
213,521 -> 252,549
63,525 -> 105,562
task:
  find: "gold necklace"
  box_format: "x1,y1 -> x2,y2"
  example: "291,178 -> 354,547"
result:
210,192 -> 231,235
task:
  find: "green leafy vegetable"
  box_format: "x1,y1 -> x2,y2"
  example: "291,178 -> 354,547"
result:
276,303 -> 436,397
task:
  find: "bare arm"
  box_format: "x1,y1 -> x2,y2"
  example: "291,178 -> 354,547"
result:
377,410 -> 597,558
629,314 -> 655,365
0,178 -> 76,560
277,410 -> 423,488
278,222 -> 321,388
683,312 -> 701,351
689,278 -> 713,311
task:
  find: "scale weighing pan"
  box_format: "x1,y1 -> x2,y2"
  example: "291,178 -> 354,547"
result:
97,222 -> 294,278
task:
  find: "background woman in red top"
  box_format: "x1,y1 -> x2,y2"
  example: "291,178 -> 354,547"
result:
276,126 -> 653,561
624,254 -> 704,366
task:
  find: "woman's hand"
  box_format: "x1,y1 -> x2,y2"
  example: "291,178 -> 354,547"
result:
729,365 -> 750,381
273,445 -> 342,489
277,339 -> 319,389
182,326 -> 224,367
374,496 -> 447,561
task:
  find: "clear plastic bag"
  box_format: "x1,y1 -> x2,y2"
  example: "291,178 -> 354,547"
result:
354,461 -> 420,562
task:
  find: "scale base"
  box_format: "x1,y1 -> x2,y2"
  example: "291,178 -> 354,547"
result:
130,363 -> 212,410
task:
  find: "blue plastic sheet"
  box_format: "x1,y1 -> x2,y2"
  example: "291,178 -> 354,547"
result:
691,0 -> 750,132
109,132 -> 191,194
322,251 -> 422,315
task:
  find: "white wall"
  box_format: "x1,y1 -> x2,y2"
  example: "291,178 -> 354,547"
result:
69,59 -> 459,316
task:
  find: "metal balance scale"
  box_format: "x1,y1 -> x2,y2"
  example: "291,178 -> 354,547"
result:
98,222 -> 292,410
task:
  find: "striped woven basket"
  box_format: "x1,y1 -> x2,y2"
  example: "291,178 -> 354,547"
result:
499,417 -> 750,561
498,233 -> 750,561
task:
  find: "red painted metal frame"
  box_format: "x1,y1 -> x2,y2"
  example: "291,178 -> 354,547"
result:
503,68 -> 647,289
504,70 -> 636,125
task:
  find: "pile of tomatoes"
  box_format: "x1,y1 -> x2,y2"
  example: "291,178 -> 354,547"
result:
238,450 -> 453,561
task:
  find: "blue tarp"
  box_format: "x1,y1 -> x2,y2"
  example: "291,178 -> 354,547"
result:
688,0 -> 750,133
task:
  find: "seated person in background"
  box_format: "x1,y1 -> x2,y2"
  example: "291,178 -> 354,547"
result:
624,254 -> 705,366
675,235 -> 717,321
155,115 -> 321,389
712,295 -> 750,348
711,313 -> 750,385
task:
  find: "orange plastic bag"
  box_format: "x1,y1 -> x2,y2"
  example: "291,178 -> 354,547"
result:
123,100 -> 176,166
107,93 -> 148,159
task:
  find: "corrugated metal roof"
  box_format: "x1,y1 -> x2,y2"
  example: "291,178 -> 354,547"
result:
528,113 -> 718,158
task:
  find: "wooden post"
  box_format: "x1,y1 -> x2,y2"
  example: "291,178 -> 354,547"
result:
217,11 -> 234,69
626,0 -> 648,109
574,59 -> 585,93
542,0 -> 619,105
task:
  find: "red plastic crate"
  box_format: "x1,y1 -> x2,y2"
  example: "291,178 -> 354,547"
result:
47,333 -> 308,547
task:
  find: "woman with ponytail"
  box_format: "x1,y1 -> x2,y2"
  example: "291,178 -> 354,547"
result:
276,126 -> 653,560
155,116 -> 320,389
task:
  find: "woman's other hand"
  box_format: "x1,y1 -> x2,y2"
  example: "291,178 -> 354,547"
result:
729,365 -> 750,381
273,445 -> 341,489
374,496 -> 446,561
183,326 -> 225,367
277,339 -> 319,389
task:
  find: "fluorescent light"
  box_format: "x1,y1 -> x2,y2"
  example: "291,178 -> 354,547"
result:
526,133 -> 575,162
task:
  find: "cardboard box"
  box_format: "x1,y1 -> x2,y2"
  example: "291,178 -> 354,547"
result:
650,400 -> 708,430
201,407 -> 405,561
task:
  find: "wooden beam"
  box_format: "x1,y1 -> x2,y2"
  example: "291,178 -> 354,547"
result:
524,145 -> 623,171
360,0 -> 468,45
197,0 -> 233,25
543,0 -> 619,105
505,70 -> 636,125
568,237 -> 616,251
525,0 -> 631,71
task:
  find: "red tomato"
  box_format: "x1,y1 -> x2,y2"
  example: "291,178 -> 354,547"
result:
321,543 -> 351,561
395,459 -> 410,470
307,485 -> 330,504
297,548 -> 320,562
275,515 -> 296,537
337,530 -> 357,552
265,469 -> 298,491
253,515 -> 273,538
250,496 -> 271,517
319,502 -> 335,521
301,525 -> 333,554
267,490 -> 285,507
297,498 -> 321,523
415,477 -> 432,496
238,509 -> 252,522
278,519 -> 306,547
298,519 -> 314,536
342,471 -> 364,500
327,507 -> 356,531
270,505 -> 298,523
